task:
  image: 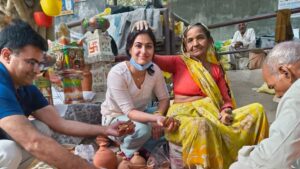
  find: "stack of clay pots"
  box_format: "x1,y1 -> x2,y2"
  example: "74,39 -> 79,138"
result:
93,136 -> 118,169
118,152 -> 154,169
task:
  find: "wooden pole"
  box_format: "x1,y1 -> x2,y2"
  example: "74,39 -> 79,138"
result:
208,7 -> 300,29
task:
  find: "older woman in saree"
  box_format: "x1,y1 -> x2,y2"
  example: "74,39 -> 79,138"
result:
135,21 -> 269,169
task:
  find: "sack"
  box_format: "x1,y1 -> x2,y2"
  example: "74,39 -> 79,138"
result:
248,51 -> 266,70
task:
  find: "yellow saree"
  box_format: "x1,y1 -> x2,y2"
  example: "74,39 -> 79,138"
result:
165,51 -> 269,169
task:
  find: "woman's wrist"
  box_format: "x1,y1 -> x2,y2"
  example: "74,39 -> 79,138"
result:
221,107 -> 232,113
153,110 -> 164,116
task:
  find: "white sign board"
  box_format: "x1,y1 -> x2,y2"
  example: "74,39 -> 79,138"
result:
278,0 -> 300,17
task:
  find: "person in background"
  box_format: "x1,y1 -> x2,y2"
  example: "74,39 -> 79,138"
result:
230,41 -> 300,169
134,20 -> 269,168
230,22 -> 256,69
101,27 -> 178,159
0,18 -> 134,169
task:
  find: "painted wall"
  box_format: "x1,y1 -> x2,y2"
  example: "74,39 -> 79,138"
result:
55,0 -> 106,31
170,0 -> 300,41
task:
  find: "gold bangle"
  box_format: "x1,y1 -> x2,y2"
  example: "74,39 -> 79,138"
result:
153,111 -> 163,116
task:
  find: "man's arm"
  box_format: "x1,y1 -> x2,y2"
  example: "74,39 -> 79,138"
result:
0,115 -> 97,169
33,105 -> 131,137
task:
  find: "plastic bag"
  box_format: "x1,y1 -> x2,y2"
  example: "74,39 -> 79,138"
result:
74,144 -> 95,163
147,143 -> 170,169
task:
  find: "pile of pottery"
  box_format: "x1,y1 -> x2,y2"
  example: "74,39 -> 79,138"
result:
117,152 -> 154,169
93,120 -> 171,169
93,136 -> 172,169
93,136 -> 154,169
93,136 -> 118,169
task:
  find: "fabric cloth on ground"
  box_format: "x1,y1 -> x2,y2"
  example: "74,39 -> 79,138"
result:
230,79 -> 300,169
275,9 -> 294,43
256,82 -> 275,95
248,50 -> 266,70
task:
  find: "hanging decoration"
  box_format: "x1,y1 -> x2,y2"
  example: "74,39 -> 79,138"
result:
40,0 -> 63,16
34,11 -> 53,28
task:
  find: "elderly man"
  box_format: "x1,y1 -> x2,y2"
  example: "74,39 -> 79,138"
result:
229,22 -> 256,69
231,22 -> 256,50
230,41 -> 300,169
0,19 -> 134,169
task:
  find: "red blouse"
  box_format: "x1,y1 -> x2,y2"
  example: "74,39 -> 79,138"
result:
154,55 -> 233,110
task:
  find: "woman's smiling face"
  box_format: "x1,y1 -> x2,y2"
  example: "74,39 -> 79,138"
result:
184,26 -> 211,58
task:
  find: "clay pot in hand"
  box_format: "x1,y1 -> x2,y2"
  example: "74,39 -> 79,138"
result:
159,161 -> 170,169
93,136 -> 117,169
116,151 -> 124,165
118,157 -> 131,169
130,152 -> 146,165
128,165 -> 149,169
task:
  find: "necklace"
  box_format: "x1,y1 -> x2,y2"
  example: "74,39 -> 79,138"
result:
133,74 -> 144,82
191,56 -> 211,71
127,61 -> 146,82
191,56 -> 203,63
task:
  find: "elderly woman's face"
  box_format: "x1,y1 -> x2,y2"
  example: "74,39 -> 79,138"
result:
129,33 -> 154,65
184,26 -> 211,58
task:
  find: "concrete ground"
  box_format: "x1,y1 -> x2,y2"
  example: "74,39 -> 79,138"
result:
227,69 -> 278,123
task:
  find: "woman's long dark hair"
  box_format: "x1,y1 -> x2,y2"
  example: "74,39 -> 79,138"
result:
126,28 -> 156,75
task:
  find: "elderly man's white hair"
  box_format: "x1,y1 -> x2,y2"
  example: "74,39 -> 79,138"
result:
265,41 -> 300,73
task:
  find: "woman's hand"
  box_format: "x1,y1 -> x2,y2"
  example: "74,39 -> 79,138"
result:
151,122 -> 164,140
219,108 -> 233,125
155,114 -> 180,132
163,117 -> 180,132
105,121 -> 135,137
132,20 -> 150,31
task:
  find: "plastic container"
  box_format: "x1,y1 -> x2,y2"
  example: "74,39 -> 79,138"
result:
61,71 -> 84,104
33,73 -> 53,105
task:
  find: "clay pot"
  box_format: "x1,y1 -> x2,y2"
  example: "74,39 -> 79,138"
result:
128,165 -> 150,169
146,156 -> 156,168
93,136 -> 117,169
159,161 -> 170,169
130,152 -> 146,165
95,135 -> 110,146
118,157 -> 131,169
81,65 -> 92,91
116,152 -> 124,165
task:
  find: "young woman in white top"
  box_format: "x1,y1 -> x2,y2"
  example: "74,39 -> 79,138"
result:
101,27 -> 178,158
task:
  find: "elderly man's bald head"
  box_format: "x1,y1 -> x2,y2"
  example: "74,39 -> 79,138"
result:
263,41 -> 300,97
264,41 -> 300,75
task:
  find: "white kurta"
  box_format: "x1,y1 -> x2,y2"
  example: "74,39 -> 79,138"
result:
231,28 -> 256,49
229,28 -> 256,69
230,79 -> 300,169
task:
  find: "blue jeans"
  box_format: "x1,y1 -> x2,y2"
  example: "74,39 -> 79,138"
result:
108,107 -> 166,158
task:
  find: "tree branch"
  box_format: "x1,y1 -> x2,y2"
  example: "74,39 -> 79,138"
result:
11,0 -> 34,26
